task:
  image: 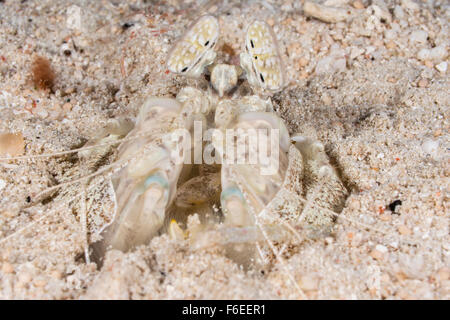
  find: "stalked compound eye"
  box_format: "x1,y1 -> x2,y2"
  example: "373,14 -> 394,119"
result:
167,15 -> 219,77
244,20 -> 285,92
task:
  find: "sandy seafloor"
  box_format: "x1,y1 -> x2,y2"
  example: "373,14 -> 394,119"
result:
0,0 -> 448,299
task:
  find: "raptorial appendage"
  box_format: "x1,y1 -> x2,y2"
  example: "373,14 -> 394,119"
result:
92,98 -> 192,260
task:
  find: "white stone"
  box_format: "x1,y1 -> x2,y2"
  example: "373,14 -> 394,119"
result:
391,22 -> 401,33
417,45 -> 447,62
365,46 -> 376,55
376,244 -> 388,253
384,29 -> 397,40
299,275 -> 319,291
401,0 -> 420,11
66,5 -> 97,33
435,61 -> 447,73
350,47 -> 365,60
66,5 -> 82,30
390,241 -> 399,249
324,0 -> 349,7
315,46 -> 347,75
409,30 -> 428,44
0,179 -> 5,191
303,1 -> 354,23
393,5 -> 404,19
35,107 -> 48,119
369,3 -> 392,23
422,139 -> 439,155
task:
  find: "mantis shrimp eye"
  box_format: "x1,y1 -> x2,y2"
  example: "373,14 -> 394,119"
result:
167,15 -> 219,76
242,20 -> 285,92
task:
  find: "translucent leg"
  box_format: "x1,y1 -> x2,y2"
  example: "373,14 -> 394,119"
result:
91,98 -> 186,263
219,111 -> 291,266
102,172 -> 170,252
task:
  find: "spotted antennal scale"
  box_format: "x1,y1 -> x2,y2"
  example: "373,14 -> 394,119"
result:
167,15 -> 219,77
242,20 -> 285,92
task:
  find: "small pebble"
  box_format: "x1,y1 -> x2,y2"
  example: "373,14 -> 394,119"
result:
370,249 -> 384,261
373,39 -> 383,47
1,262 -> 14,274
401,0 -> 419,11
435,61 -> 447,73
387,77 -> 397,83
398,225 -> 411,235
0,179 -> 5,191
375,244 -> 388,253
422,138 -> 439,155
288,43 -> 303,59
394,5 -> 405,19
437,268 -> 449,281
18,272 -> 32,284
2,210 -> 16,218
35,107 -> 49,119
33,279 -> 47,287
299,275 -> 319,291
62,102 -> 73,112
297,57 -> 309,68
315,55 -> 346,75
321,93 -> 332,105
385,40 -> 396,49
417,45 -> 447,62
424,60 -> 434,68
303,1 -> 353,23
349,198 -> 361,210
350,47 -> 364,59
64,87 -> 75,94
352,0 -> 364,9
418,78 -> 428,88
51,270 -> 62,280
0,132 -> 25,157
395,271 -> 408,281
409,30 -> 428,44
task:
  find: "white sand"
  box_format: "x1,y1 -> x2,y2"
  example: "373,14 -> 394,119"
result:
0,0 -> 448,299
